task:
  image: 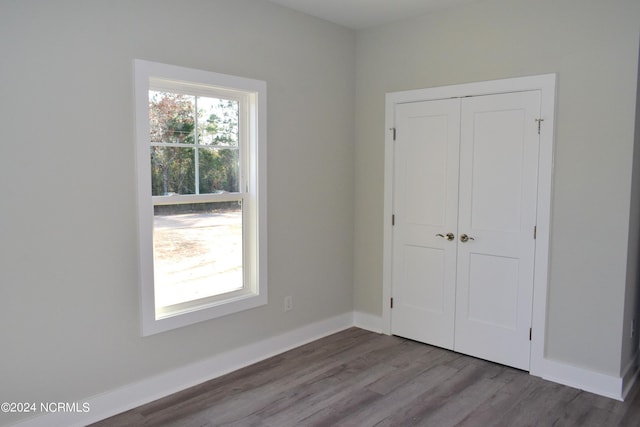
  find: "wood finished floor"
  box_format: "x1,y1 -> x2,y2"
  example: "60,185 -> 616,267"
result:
92,328 -> 640,427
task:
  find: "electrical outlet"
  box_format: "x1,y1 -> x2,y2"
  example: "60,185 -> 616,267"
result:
284,296 -> 293,312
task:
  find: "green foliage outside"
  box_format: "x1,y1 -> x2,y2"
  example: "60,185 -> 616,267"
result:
149,91 -> 240,196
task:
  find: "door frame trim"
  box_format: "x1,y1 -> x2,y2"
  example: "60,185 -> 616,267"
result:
382,74 -> 556,377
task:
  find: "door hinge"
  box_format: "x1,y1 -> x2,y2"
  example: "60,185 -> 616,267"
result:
392,214 -> 395,226
529,327 -> 532,341
390,297 -> 394,309
390,127 -> 396,141
533,225 -> 537,239
535,118 -> 544,135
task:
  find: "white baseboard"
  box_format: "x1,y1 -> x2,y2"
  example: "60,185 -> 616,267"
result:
11,312 -> 354,427
539,358 -> 625,401
353,311 -> 383,333
621,351 -> 640,400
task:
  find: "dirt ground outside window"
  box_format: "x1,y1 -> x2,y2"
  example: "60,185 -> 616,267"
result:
153,208 -> 243,307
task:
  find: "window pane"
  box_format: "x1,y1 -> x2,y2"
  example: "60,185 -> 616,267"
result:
153,201 -> 243,308
197,97 -> 239,147
150,147 -> 196,195
198,148 -> 240,193
149,91 -> 195,144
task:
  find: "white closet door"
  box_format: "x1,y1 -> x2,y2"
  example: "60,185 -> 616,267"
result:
391,98 -> 460,349
454,91 -> 541,370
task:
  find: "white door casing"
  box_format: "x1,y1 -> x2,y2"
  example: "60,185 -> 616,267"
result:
383,74 -> 556,375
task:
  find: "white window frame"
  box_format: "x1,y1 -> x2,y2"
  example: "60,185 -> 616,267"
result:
134,59 -> 267,336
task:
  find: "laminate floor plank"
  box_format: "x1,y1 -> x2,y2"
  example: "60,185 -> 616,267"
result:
618,383 -> 640,426
490,379 -> 581,427
92,328 -> 640,427
454,367 -> 544,427
209,338 -> 402,423
372,361 -> 497,426
340,364 -> 464,426
252,350 -> 402,425
365,346 -> 459,396
136,330 -> 394,425
151,333 -> 404,426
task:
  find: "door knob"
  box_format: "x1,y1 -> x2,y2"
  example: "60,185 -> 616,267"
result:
460,234 -> 475,242
436,232 -> 455,241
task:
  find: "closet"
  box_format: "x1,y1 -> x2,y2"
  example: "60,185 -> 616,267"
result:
390,89 -> 541,370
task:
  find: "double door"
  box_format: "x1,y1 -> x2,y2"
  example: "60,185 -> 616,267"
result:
391,91 -> 541,370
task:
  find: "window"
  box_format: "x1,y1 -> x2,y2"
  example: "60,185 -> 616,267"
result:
134,60 -> 267,335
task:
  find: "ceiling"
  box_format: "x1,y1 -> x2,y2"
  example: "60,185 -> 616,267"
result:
265,0 -> 479,30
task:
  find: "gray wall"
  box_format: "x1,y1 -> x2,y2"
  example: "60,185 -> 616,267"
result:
354,0 -> 640,376
624,39 -> 640,377
0,1 -> 355,425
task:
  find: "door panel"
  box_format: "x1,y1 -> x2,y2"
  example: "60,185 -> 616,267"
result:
401,245 -> 446,314
466,254 -> 519,330
455,91 -> 541,370
468,109 -> 526,232
391,98 -> 460,349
